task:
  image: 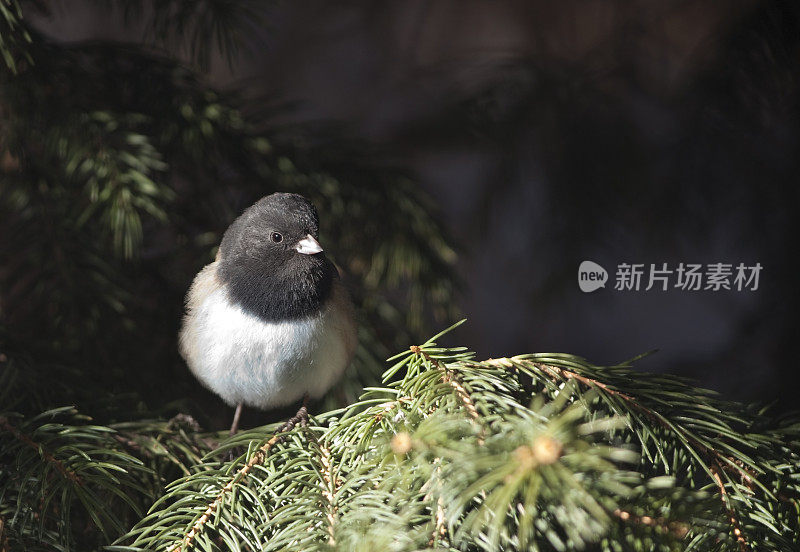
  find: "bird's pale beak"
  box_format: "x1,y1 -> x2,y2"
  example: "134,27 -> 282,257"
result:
295,234 -> 323,255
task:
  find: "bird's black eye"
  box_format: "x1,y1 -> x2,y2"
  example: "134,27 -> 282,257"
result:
271,232 -> 283,243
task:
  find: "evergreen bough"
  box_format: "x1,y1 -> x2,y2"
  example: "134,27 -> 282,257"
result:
2,321 -> 800,551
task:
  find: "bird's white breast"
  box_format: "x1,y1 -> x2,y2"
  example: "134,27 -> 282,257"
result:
179,263 -> 356,409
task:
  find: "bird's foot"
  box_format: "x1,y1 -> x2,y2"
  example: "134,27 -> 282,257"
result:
225,396 -> 310,462
274,394 -> 311,436
276,401 -> 309,434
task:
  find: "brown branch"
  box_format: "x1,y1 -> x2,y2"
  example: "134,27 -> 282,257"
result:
0,416 -> 83,486
500,357 -> 749,468
422,458 -> 449,548
0,512 -> 10,552
373,397 -> 411,422
711,463 -> 748,552
167,428 -> 292,552
317,440 -> 338,546
433,495 -> 447,546
112,427 -> 213,463
112,433 -> 153,457
404,347 -> 464,548
296,424 -> 340,546
410,346 -> 481,425
533,362 -> 636,402
613,509 -> 689,539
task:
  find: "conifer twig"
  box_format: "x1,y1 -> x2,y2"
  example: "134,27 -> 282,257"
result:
0,416 -> 83,485
410,346 -> 481,424
711,463 -> 748,552
167,430 -> 287,552
373,397 -> 411,422
0,513 -> 10,552
422,457 -> 449,548
613,509 -> 690,538
432,494 -> 447,547
316,439 -> 338,546
534,359 -> 751,549
487,356 -> 753,550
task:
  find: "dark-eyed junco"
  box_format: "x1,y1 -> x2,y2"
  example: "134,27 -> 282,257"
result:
179,193 -> 357,433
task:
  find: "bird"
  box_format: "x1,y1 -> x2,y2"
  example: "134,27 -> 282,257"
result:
179,192 -> 357,435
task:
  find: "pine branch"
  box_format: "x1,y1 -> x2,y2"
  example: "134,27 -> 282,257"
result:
0,407 -> 153,549
166,430 -> 286,552
106,322 -> 800,551
313,438 -> 338,546
0,415 -> 83,485
483,354 -> 787,550
6,322 -> 798,551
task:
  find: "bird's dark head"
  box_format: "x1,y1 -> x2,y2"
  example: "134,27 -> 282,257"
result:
217,193 -> 336,321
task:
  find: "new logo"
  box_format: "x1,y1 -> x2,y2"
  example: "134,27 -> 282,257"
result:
578,261 -> 608,293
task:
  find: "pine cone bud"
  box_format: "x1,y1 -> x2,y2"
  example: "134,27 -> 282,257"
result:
391,431 -> 413,455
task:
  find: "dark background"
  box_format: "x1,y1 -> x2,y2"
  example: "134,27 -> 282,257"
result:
25,0 -> 800,409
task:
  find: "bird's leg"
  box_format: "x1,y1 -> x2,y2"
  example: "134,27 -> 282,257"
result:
224,403 -> 246,462
229,403 -> 243,436
276,394 -> 310,434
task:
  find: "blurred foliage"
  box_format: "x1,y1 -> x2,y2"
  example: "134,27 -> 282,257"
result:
110,0 -> 264,68
0,0 -> 30,73
0,1 -> 459,427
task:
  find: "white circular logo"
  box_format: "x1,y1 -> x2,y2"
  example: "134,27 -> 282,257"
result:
578,261 -> 608,292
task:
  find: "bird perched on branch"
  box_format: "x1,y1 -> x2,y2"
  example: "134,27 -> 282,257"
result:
179,193 -> 357,434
